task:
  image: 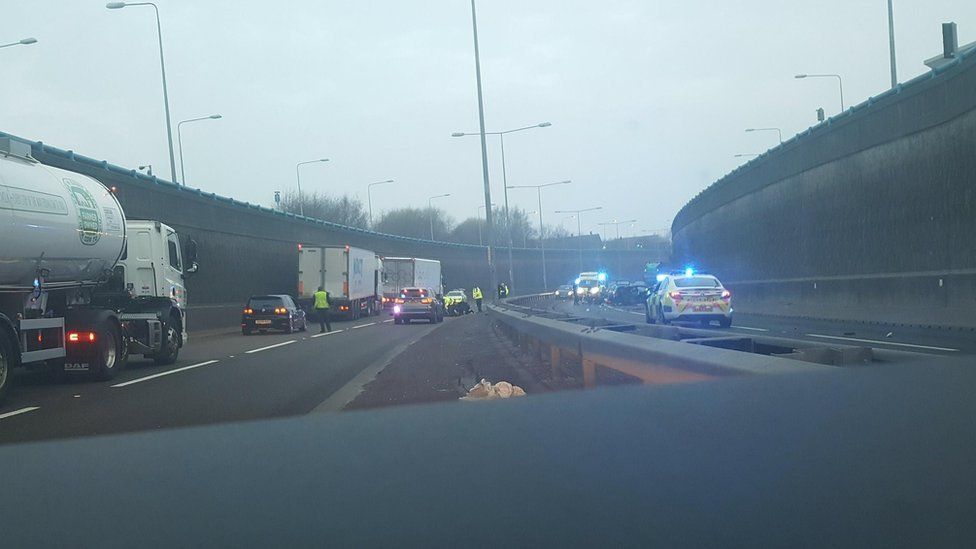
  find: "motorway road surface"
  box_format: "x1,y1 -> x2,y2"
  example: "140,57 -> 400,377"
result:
550,300 -> 976,355
0,312 -> 441,444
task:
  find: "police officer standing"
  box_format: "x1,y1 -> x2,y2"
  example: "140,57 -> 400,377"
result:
313,286 -> 332,333
472,286 -> 483,312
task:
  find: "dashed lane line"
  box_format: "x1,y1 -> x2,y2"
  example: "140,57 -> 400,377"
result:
350,322 -> 376,330
244,340 -> 297,354
805,333 -> 959,352
732,326 -> 770,332
0,406 -> 40,420
311,329 -> 345,338
111,360 -> 220,387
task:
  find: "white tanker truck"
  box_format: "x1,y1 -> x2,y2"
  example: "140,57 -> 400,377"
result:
0,140 -> 197,403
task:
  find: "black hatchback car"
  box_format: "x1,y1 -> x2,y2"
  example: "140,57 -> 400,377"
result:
242,295 -> 308,335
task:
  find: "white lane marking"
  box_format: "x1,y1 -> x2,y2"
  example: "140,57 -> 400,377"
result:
112,360 -> 220,387
805,334 -> 959,352
0,406 -> 40,420
311,329 -> 345,338
382,319 -> 394,323
245,340 -> 296,354
733,326 -> 769,332
350,322 -> 376,330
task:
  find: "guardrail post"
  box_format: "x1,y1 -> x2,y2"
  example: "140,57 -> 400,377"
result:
582,357 -> 597,388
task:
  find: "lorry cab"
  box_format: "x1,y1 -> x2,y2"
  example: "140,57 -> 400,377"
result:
119,220 -> 188,309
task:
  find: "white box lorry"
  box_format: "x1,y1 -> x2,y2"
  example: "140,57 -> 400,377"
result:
0,140 -> 196,403
381,257 -> 442,307
297,245 -> 380,319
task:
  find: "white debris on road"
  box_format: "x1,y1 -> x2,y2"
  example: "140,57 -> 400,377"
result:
461,379 -> 527,401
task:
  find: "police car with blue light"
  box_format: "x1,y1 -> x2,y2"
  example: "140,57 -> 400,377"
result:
645,268 -> 732,327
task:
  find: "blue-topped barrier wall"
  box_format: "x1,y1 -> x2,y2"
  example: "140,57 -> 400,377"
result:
671,48 -> 976,328
1,132 -> 662,330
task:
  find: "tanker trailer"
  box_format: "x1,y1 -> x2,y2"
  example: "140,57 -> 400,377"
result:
0,139 -> 197,403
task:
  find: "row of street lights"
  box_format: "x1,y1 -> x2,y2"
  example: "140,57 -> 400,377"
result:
737,73 -> 846,158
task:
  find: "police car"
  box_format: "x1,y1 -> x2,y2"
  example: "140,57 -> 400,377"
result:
645,271 -> 732,327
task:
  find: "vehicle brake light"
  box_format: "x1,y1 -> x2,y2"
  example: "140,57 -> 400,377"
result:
244,308 -> 253,314
340,305 -> 349,311
669,291 -> 683,300
275,307 -> 288,315
421,298 -> 432,304
394,298 -> 405,304
721,290 -> 731,299
67,331 -> 96,343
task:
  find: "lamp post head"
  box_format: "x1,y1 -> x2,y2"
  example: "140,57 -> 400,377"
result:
537,122 -> 552,128
794,74 -> 807,79
745,128 -> 755,132
451,132 -> 465,137
19,37 -> 37,45
209,114 -> 222,119
106,2 -> 127,9
319,158 -> 329,162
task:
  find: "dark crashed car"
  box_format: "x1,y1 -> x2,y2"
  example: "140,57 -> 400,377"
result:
606,284 -> 649,306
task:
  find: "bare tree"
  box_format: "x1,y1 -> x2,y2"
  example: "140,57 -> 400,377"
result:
374,207 -> 455,240
280,190 -> 369,229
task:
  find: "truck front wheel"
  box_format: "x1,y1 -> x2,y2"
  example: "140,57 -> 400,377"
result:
153,317 -> 181,366
93,320 -> 124,381
0,329 -> 14,404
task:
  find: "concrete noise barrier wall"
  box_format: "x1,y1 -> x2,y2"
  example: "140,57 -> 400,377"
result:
1,132 -> 659,330
671,47 -> 976,329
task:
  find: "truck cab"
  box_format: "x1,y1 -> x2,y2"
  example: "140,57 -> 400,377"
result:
114,220 -> 195,349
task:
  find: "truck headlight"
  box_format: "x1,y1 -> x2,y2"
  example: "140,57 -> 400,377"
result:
589,287 -> 600,295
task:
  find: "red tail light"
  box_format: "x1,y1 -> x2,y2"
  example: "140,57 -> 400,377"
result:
275,307 -> 289,315
721,290 -> 731,299
669,291 -> 683,300
394,298 -> 405,304
67,331 -> 96,343
243,308 -> 253,314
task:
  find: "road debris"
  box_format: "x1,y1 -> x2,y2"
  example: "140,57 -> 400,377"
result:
461,379 -> 526,401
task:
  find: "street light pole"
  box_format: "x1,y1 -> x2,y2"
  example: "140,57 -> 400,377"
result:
508,180 -> 571,289
107,2 -> 178,183
428,193 -> 451,240
795,73 -> 845,112
177,114 -> 221,185
0,37 -> 37,49
745,127 -> 782,144
451,122 -> 552,291
468,0 -> 497,298
554,206 -> 602,274
477,203 -> 496,246
367,179 -> 395,229
295,158 -> 330,217
887,0 -> 898,88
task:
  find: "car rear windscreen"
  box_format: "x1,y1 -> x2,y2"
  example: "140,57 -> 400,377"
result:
401,289 -> 428,298
248,296 -> 284,308
674,277 -> 720,288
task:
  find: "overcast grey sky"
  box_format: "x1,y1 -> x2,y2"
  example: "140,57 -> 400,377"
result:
3,1 -> 974,236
